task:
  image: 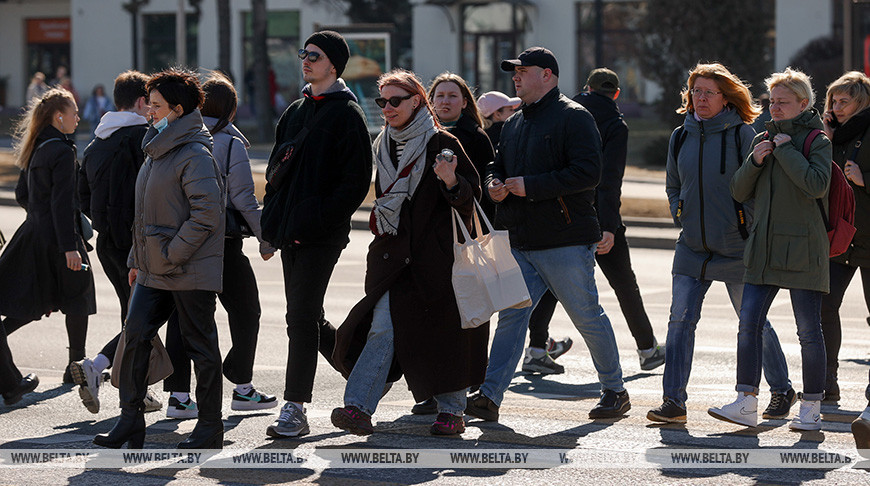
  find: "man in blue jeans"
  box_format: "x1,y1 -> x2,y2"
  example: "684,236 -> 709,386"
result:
465,47 -> 628,422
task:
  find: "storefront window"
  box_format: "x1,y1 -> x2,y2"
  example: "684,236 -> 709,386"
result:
461,2 -> 529,94
242,10 -> 300,112
142,14 -> 198,73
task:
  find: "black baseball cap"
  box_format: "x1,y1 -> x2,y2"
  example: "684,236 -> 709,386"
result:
501,47 -> 560,77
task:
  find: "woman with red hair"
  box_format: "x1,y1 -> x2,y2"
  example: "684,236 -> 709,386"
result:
332,69 -> 485,436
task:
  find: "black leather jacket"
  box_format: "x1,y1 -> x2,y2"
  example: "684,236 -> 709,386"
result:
486,87 -> 603,250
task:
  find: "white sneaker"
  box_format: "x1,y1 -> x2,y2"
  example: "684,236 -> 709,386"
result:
789,399 -> 821,431
69,359 -> 100,414
144,387 -> 163,413
708,394 -> 758,427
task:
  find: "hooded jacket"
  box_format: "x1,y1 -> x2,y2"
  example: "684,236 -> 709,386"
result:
261,79 -> 372,249
731,108 -> 832,293
666,108 -> 757,282
79,111 -> 148,249
128,109 -> 226,292
203,116 -> 274,255
486,87 -> 603,250
574,90 -> 628,233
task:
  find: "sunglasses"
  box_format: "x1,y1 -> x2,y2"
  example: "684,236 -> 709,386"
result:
297,49 -> 322,63
375,94 -> 414,108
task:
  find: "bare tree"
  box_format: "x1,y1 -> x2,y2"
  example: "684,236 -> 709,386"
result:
252,0 -> 272,142
217,0 -> 231,77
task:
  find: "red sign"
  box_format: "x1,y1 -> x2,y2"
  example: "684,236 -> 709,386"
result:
26,18 -> 70,44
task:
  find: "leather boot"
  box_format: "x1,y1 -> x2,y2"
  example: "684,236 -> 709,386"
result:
824,366 -> 840,402
177,418 -> 223,449
94,405 -> 146,449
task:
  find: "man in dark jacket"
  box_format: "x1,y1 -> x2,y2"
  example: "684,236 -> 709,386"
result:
466,47 -> 628,422
71,71 -> 155,414
261,31 -> 373,438
523,68 -> 665,374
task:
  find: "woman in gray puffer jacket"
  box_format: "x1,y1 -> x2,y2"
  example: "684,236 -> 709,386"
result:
94,69 -> 226,451
647,63 -> 793,425
163,73 -> 279,418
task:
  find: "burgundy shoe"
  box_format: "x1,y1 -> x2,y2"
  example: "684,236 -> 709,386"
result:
331,406 -> 374,436
430,412 -> 466,435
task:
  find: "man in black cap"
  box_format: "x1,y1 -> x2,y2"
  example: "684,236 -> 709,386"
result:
261,30 -> 373,438
523,68 -> 665,376
466,47 -> 629,422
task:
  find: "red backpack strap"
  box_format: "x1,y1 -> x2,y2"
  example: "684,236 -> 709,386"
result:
801,129 -> 823,158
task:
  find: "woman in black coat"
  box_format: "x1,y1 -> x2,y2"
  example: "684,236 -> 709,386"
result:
820,72 -> 870,401
0,88 -> 95,386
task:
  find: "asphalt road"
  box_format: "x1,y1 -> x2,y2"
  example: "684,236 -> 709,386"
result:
1,204 -> 870,485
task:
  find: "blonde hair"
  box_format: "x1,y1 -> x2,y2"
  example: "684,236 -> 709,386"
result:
825,71 -> 870,116
677,63 -> 761,124
766,67 -> 815,109
12,88 -> 76,169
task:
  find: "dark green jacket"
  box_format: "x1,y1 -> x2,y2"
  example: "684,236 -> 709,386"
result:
731,109 -> 832,292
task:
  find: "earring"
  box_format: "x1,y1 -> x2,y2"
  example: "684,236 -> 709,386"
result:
59,116 -> 63,123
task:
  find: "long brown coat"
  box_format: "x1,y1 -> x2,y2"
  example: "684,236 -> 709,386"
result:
333,130 -> 489,401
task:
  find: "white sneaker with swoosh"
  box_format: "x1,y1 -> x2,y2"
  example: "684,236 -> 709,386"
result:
789,399 -> 822,431
708,393 -> 758,427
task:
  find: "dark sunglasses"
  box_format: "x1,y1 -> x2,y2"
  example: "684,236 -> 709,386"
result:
375,94 -> 414,108
297,49 -> 322,63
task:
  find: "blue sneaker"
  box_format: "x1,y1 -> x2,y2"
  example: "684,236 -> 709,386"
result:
231,387 -> 278,411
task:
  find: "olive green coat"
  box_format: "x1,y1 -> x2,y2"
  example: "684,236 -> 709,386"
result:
730,109 -> 832,293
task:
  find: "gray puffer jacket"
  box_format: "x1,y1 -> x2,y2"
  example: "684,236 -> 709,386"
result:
128,109 -> 226,292
204,116 -> 274,255
666,108 -> 757,282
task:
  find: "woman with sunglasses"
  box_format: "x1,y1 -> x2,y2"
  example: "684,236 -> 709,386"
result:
331,69 -> 486,436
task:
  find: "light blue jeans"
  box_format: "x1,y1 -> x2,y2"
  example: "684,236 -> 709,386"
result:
480,244 -> 624,407
343,292 -> 466,416
662,274 -> 792,407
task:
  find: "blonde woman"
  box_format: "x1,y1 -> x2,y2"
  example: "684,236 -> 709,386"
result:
0,88 -> 95,385
819,72 -> 870,402
710,68 -> 831,430
648,63 -> 794,424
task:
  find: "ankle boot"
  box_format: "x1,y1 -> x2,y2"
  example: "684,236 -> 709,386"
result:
63,348 -> 86,384
177,418 -> 223,449
94,406 -> 146,449
824,367 -> 840,402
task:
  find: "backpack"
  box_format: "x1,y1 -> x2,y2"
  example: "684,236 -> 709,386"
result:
765,129 -> 857,258
672,124 -> 749,239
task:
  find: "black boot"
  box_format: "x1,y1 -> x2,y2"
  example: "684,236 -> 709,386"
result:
177,418 -> 223,449
93,406 -> 146,449
824,366 -> 840,402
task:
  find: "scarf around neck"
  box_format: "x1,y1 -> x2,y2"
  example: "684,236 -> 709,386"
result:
370,108 -> 438,235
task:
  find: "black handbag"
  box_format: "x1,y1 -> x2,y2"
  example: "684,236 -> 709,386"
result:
265,102 -> 337,189
223,137 -> 255,238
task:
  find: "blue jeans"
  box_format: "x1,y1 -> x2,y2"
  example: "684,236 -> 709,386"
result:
736,283 -> 825,400
343,292 -> 466,416
480,245 -> 624,407
662,274 -> 792,407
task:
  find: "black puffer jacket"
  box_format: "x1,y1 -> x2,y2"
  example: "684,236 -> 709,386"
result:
261,80 -> 372,249
573,91 -> 628,233
485,87 -> 603,249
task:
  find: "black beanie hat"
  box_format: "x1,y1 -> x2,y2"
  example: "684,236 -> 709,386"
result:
304,30 -> 350,78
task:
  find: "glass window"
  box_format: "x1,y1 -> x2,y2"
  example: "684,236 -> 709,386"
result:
460,3 -> 529,94
576,1 -> 648,109
242,10 -> 301,111
142,14 -> 198,73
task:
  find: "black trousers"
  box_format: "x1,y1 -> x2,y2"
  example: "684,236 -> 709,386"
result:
281,244 -> 342,403
527,226 -> 656,350
821,261 -> 870,371
119,284 -> 221,421
0,322 -> 22,395
164,238 -> 262,391
94,233 -> 133,363
4,314 -> 88,361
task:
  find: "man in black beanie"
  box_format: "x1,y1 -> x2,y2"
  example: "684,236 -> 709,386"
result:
262,30 -> 372,438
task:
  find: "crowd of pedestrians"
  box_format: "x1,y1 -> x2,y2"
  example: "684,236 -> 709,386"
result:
4,30 -> 870,455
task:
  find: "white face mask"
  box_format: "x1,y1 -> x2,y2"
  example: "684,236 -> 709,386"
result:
154,116 -> 169,133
